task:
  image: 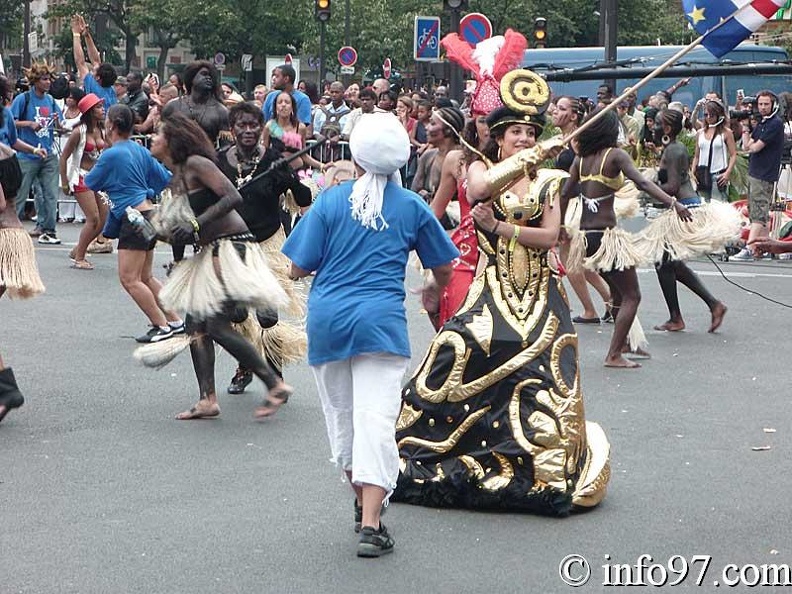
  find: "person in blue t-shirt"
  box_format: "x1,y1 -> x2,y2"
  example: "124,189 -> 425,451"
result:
85,104 -> 183,343
262,64 -> 312,130
282,112 -> 457,558
10,61 -> 64,244
0,77 -> 48,161
71,14 -> 117,108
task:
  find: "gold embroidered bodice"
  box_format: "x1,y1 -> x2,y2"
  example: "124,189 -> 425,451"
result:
457,168 -> 569,344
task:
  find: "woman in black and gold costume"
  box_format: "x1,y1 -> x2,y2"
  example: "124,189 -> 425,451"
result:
393,72 -> 611,516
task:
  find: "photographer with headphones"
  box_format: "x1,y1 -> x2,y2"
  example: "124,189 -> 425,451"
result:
735,90 -> 784,260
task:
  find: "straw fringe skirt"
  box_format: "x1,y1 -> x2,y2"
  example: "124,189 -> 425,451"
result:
637,200 -> 743,263
231,228 -> 308,366
564,189 -> 642,273
0,228 -> 45,299
567,227 -> 647,273
160,237 -> 287,320
234,314 -> 307,366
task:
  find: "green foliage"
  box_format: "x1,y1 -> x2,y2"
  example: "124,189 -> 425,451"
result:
0,0 -> 24,49
40,0 -> 692,78
49,25 -> 123,69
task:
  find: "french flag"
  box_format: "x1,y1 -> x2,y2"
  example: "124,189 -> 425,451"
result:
682,0 -> 787,57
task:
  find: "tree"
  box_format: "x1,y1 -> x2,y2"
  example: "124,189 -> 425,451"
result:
0,0 -> 24,52
130,0 -> 184,78
47,0 -> 143,72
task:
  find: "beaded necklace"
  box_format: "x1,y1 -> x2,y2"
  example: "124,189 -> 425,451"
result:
235,146 -> 261,188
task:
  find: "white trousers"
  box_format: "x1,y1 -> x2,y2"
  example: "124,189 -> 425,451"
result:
311,353 -> 409,494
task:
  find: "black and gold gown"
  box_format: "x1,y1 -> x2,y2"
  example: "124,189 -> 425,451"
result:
393,168 -> 611,516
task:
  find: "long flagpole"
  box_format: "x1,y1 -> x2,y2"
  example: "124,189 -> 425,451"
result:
563,7 -> 745,144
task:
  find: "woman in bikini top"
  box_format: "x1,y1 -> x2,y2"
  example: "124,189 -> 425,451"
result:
566,116 -> 687,232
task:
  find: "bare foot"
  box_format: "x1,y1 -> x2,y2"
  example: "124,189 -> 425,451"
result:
254,383 -> 293,419
709,302 -> 727,333
623,346 -> 651,359
176,401 -> 220,420
604,356 -> 641,368
653,320 -> 685,331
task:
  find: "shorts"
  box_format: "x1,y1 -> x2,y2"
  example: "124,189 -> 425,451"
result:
72,175 -> 90,194
0,155 -> 23,200
117,209 -> 157,251
748,176 -> 774,225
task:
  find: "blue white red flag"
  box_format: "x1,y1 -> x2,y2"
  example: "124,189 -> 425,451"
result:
682,0 -> 787,57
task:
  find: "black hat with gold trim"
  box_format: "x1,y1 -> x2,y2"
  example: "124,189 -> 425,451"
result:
486,69 -> 551,135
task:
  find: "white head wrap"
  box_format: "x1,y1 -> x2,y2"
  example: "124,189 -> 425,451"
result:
348,112 -> 410,230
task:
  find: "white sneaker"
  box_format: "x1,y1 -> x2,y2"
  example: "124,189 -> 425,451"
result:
731,248 -> 753,261
37,233 -> 62,245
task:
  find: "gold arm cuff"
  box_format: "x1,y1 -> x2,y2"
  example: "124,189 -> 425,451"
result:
482,146 -> 544,193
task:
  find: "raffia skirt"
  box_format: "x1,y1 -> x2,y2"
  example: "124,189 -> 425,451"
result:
159,234 -> 287,321
0,228 -> 45,299
567,227 -> 647,273
637,199 -> 743,263
232,228 -> 307,366
564,185 -> 642,273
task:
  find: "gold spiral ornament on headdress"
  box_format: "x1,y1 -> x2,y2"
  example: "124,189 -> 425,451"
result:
500,69 -> 550,115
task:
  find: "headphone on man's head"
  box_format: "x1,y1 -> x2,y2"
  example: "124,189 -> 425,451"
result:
760,90 -> 779,120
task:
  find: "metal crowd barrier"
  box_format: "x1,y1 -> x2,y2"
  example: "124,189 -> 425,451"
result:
34,133 -> 343,219
306,139 -> 352,163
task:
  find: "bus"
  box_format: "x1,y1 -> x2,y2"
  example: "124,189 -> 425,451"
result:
522,43 -> 792,107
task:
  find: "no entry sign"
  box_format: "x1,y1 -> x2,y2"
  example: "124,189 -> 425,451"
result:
383,57 -> 392,79
459,13 -> 493,46
337,46 -> 358,67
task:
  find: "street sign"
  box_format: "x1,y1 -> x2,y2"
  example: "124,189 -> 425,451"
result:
214,52 -> 225,66
340,65 -> 355,75
146,56 -> 157,70
414,16 -> 441,61
338,46 -> 358,67
28,32 -> 38,54
241,54 -> 253,72
285,53 -> 293,66
383,58 -> 392,79
459,13 -> 492,46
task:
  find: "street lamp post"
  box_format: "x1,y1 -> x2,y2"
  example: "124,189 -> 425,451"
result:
444,0 -> 466,101
23,0 -> 31,68
319,21 -> 327,85
343,0 -> 351,86
599,0 -> 618,92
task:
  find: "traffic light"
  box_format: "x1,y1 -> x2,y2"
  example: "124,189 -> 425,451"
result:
533,17 -> 547,48
316,0 -> 331,22
443,0 -> 467,10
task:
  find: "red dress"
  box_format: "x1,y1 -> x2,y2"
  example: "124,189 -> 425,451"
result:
437,180 -> 478,328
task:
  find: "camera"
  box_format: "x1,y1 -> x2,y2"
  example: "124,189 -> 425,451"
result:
729,96 -> 757,122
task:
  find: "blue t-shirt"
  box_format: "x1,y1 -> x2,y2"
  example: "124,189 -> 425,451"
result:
0,107 -> 19,147
83,73 -> 118,108
10,90 -> 63,159
262,89 -> 312,125
84,139 -> 171,238
749,115 -> 784,182
282,181 -> 458,366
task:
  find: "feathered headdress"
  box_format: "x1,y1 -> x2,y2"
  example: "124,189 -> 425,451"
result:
441,28 -> 527,116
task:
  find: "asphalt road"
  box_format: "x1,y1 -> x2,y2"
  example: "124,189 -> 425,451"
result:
2,221 -> 791,593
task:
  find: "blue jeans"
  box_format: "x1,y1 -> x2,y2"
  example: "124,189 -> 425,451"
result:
15,153 -> 59,233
